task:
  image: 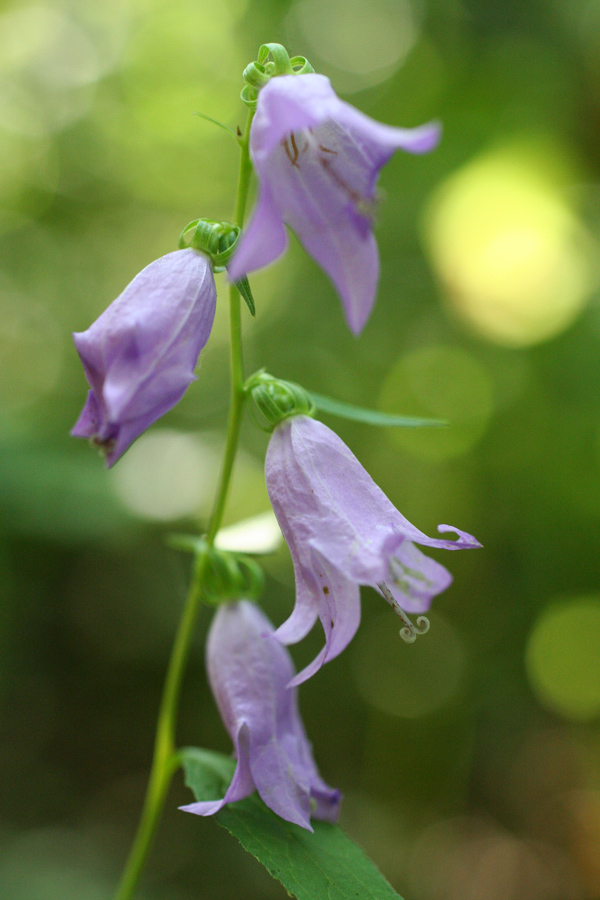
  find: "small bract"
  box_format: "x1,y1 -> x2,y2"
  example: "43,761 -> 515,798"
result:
229,73 -> 440,334
71,249 -> 216,467
265,415 -> 481,685
180,600 -> 341,831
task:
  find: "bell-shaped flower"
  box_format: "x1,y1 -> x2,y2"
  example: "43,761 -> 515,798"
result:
71,248 -> 216,467
265,415 -> 481,686
180,600 -> 341,831
228,73 -> 440,334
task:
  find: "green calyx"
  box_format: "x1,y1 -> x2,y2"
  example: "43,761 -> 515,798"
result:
246,371 -> 316,431
169,535 -> 265,605
241,43 -> 314,109
179,218 -> 240,268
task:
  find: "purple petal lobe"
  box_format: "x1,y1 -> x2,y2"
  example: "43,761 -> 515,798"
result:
227,184 -> 288,282
382,541 -> 453,615
179,723 -> 255,817
288,550 -> 361,687
70,390 -> 101,438
181,601 -> 340,829
71,249 -> 216,466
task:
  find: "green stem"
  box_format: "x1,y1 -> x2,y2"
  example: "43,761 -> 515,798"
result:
206,108 -> 254,545
112,106 -> 255,900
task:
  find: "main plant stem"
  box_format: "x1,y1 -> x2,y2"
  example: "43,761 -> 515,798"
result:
112,107 -> 254,900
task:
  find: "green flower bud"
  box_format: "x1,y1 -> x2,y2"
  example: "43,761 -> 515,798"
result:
246,372 -> 316,431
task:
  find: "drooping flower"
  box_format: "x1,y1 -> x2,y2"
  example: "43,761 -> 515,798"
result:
179,600 -> 341,831
265,415 -> 481,686
71,248 -> 216,467
228,73 -> 440,334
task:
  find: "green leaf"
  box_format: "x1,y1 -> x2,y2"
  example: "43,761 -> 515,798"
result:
310,392 -> 447,428
192,111 -> 240,141
181,747 -> 404,900
235,276 -> 256,316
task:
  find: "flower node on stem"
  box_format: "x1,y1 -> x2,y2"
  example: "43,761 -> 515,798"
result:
178,218 -> 241,268
247,371 -> 316,430
241,43 -> 314,109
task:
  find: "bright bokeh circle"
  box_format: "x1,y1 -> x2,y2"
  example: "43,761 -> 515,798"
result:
423,145 -> 595,347
526,596 -> 600,722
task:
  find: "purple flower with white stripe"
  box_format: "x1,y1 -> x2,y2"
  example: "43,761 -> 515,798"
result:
71,248 -> 216,467
266,415 -> 481,686
179,600 -> 341,831
228,73 -> 440,334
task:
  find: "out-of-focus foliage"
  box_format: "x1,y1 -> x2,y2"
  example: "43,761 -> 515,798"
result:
2,0 -> 600,898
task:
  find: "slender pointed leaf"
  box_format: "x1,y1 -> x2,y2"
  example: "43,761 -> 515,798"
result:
310,392 -> 447,428
192,111 -> 239,140
181,747 -> 404,900
235,276 -> 256,316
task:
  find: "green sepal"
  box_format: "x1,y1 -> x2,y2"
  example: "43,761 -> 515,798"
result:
309,392 -> 449,428
181,747 -> 405,900
241,43 -> 313,108
258,43 -> 294,75
246,371 -> 316,431
242,61 -> 270,90
178,218 -> 241,267
235,276 -> 256,316
167,535 -> 265,604
290,55 -> 315,74
240,83 -> 258,110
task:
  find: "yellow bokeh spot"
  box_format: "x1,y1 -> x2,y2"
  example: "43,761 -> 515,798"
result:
423,144 -> 595,346
526,597 -> 600,721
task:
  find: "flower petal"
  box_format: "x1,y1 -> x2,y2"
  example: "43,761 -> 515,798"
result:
178,722 -> 255,817
250,74 -> 343,162
381,540 -> 453,615
293,203 -> 379,335
227,183 -> 288,282
288,550 -> 361,687
70,390 -> 101,439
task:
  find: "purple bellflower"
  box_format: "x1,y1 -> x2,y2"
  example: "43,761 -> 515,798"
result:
265,415 -> 481,686
180,600 -> 341,831
228,73 -> 440,334
71,248 -> 216,467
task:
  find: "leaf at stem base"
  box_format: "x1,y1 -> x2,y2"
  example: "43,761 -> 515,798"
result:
180,747 -> 405,900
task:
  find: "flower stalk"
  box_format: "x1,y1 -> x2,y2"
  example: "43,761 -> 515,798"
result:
111,106 -> 255,900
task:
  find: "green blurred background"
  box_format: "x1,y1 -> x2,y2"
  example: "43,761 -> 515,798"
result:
2,0 -> 600,897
